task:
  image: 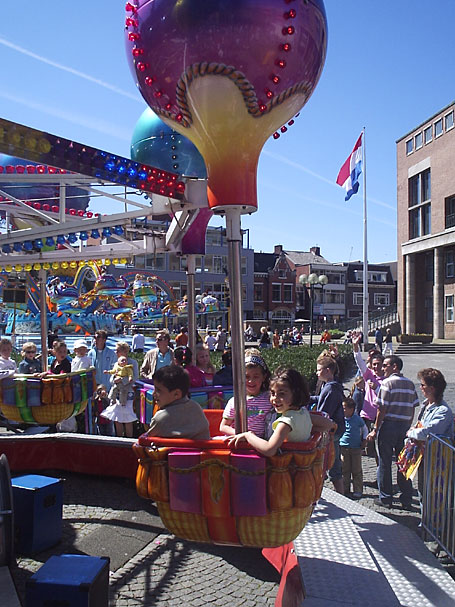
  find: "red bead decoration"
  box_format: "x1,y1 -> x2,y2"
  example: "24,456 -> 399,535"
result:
42,204 -> 50,211
276,59 -> 286,68
69,209 -> 76,216
285,9 -> 296,19
26,165 -> 36,173
16,165 -> 25,174
136,62 -> 148,72
273,132 -> 280,139
51,205 -> 59,213
125,17 -> 138,27
280,126 -> 287,133
176,113 -> 183,122
145,76 -> 154,86
165,103 -> 172,110
78,210 -> 85,217
37,165 -> 46,174
132,47 -> 144,57
281,43 -> 291,52
259,103 -> 267,112
271,74 -> 280,84
125,2 -> 137,12
128,32 -> 140,41
282,26 -> 295,35
265,89 -> 274,99
154,90 -> 163,98
86,212 -> 93,218
288,119 -> 294,126
33,202 -> 41,210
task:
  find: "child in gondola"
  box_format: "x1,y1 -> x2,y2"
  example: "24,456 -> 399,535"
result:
219,349 -> 273,439
228,367 -> 336,456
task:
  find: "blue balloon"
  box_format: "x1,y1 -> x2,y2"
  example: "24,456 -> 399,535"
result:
131,108 -> 206,178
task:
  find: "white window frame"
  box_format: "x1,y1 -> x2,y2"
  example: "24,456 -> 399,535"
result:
446,295 -> 454,322
283,283 -> 293,303
445,111 -> 454,132
415,132 -> 423,150
424,125 -> 432,144
435,118 -> 443,138
254,283 -> 264,302
272,283 -> 281,303
374,293 -> 390,306
353,292 -> 363,305
406,139 -> 413,155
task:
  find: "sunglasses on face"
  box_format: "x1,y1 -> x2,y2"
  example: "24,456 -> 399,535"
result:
24,350 -> 36,354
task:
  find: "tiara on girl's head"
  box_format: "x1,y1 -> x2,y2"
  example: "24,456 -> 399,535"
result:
245,354 -> 267,370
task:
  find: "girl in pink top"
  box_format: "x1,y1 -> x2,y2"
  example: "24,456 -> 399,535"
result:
174,346 -> 206,388
352,333 -> 384,463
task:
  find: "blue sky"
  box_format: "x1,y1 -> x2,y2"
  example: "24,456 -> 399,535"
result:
1,1 -> 454,263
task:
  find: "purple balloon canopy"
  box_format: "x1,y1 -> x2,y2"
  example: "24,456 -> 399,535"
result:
125,0 -> 327,127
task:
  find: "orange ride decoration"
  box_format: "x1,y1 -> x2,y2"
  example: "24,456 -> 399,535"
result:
0,369 -> 96,425
133,422 -> 332,549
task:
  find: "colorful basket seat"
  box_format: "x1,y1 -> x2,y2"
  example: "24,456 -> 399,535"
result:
133,410 -> 333,548
0,369 -> 96,425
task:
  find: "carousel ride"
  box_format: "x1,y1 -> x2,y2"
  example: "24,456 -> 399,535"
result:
0,0 -> 329,581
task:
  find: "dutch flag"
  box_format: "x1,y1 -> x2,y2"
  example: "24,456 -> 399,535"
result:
336,133 -> 363,201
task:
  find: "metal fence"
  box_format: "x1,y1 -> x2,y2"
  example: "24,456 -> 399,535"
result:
422,433 -> 455,562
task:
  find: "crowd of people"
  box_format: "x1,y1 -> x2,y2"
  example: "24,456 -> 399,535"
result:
1,324 -> 452,521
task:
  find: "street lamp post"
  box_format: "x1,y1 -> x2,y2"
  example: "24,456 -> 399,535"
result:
299,273 -> 329,347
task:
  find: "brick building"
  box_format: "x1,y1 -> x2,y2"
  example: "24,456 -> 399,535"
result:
343,262 -> 396,320
251,247 -> 296,326
397,101 -> 455,338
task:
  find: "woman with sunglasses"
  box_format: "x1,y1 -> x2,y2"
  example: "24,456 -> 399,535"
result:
140,329 -> 175,380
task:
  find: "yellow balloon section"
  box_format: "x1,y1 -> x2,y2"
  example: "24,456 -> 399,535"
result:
1,259 -> 129,273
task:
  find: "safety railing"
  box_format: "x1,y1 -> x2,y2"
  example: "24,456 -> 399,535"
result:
422,433 -> 455,562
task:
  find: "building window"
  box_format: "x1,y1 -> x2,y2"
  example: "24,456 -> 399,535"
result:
279,269 -> 286,278
272,283 -> 281,302
254,283 -> 263,302
415,132 -> 422,150
424,126 -> 432,144
272,309 -> 292,322
283,283 -> 293,302
423,203 -> 431,235
409,204 -> 431,237
326,273 -> 345,284
325,290 -> 345,304
446,250 -> 455,278
425,252 -> 434,282
446,295 -> 454,322
409,208 -> 420,239
406,139 -> 413,155
169,254 -> 180,272
445,195 -> 455,229
242,257 -> 247,276
206,229 -> 223,247
253,309 -> 266,320
195,256 -> 202,273
369,272 -> 387,283
145,253 -> 165,270
409,169 -> 431,207
425,296 -> 433,322
445,111 -> 454,131
435,118 -> 443,137
353,292 -> 363,305
374,293 -> 390,306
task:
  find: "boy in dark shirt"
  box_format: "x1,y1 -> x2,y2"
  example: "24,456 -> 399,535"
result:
18,342 -> 42,374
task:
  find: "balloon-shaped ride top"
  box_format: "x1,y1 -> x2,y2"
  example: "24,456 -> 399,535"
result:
125,0 -> 327,212
127,0 -> 329,549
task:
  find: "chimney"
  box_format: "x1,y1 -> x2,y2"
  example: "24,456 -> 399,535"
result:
274,245 -> 283,255
310,246 -> 321,257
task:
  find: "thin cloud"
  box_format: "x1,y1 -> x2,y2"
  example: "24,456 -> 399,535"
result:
259,178 -> 396,228
0,36 -> 142,103
0,91 -> 132,142
263,149 -> 395,211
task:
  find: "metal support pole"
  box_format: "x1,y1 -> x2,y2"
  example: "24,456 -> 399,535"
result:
225,208 -> 247,433
187,255 -> 197,354
39,269 -> 48,371
309,285 -> 314,348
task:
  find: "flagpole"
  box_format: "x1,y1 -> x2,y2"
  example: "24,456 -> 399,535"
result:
362,128 -> 369,348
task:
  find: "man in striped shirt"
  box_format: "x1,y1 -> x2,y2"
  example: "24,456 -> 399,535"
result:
367,355 -> 419,509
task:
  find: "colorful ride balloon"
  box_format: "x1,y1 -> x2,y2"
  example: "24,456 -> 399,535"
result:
125,0 -> 327,213
131,108 -> 206,178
